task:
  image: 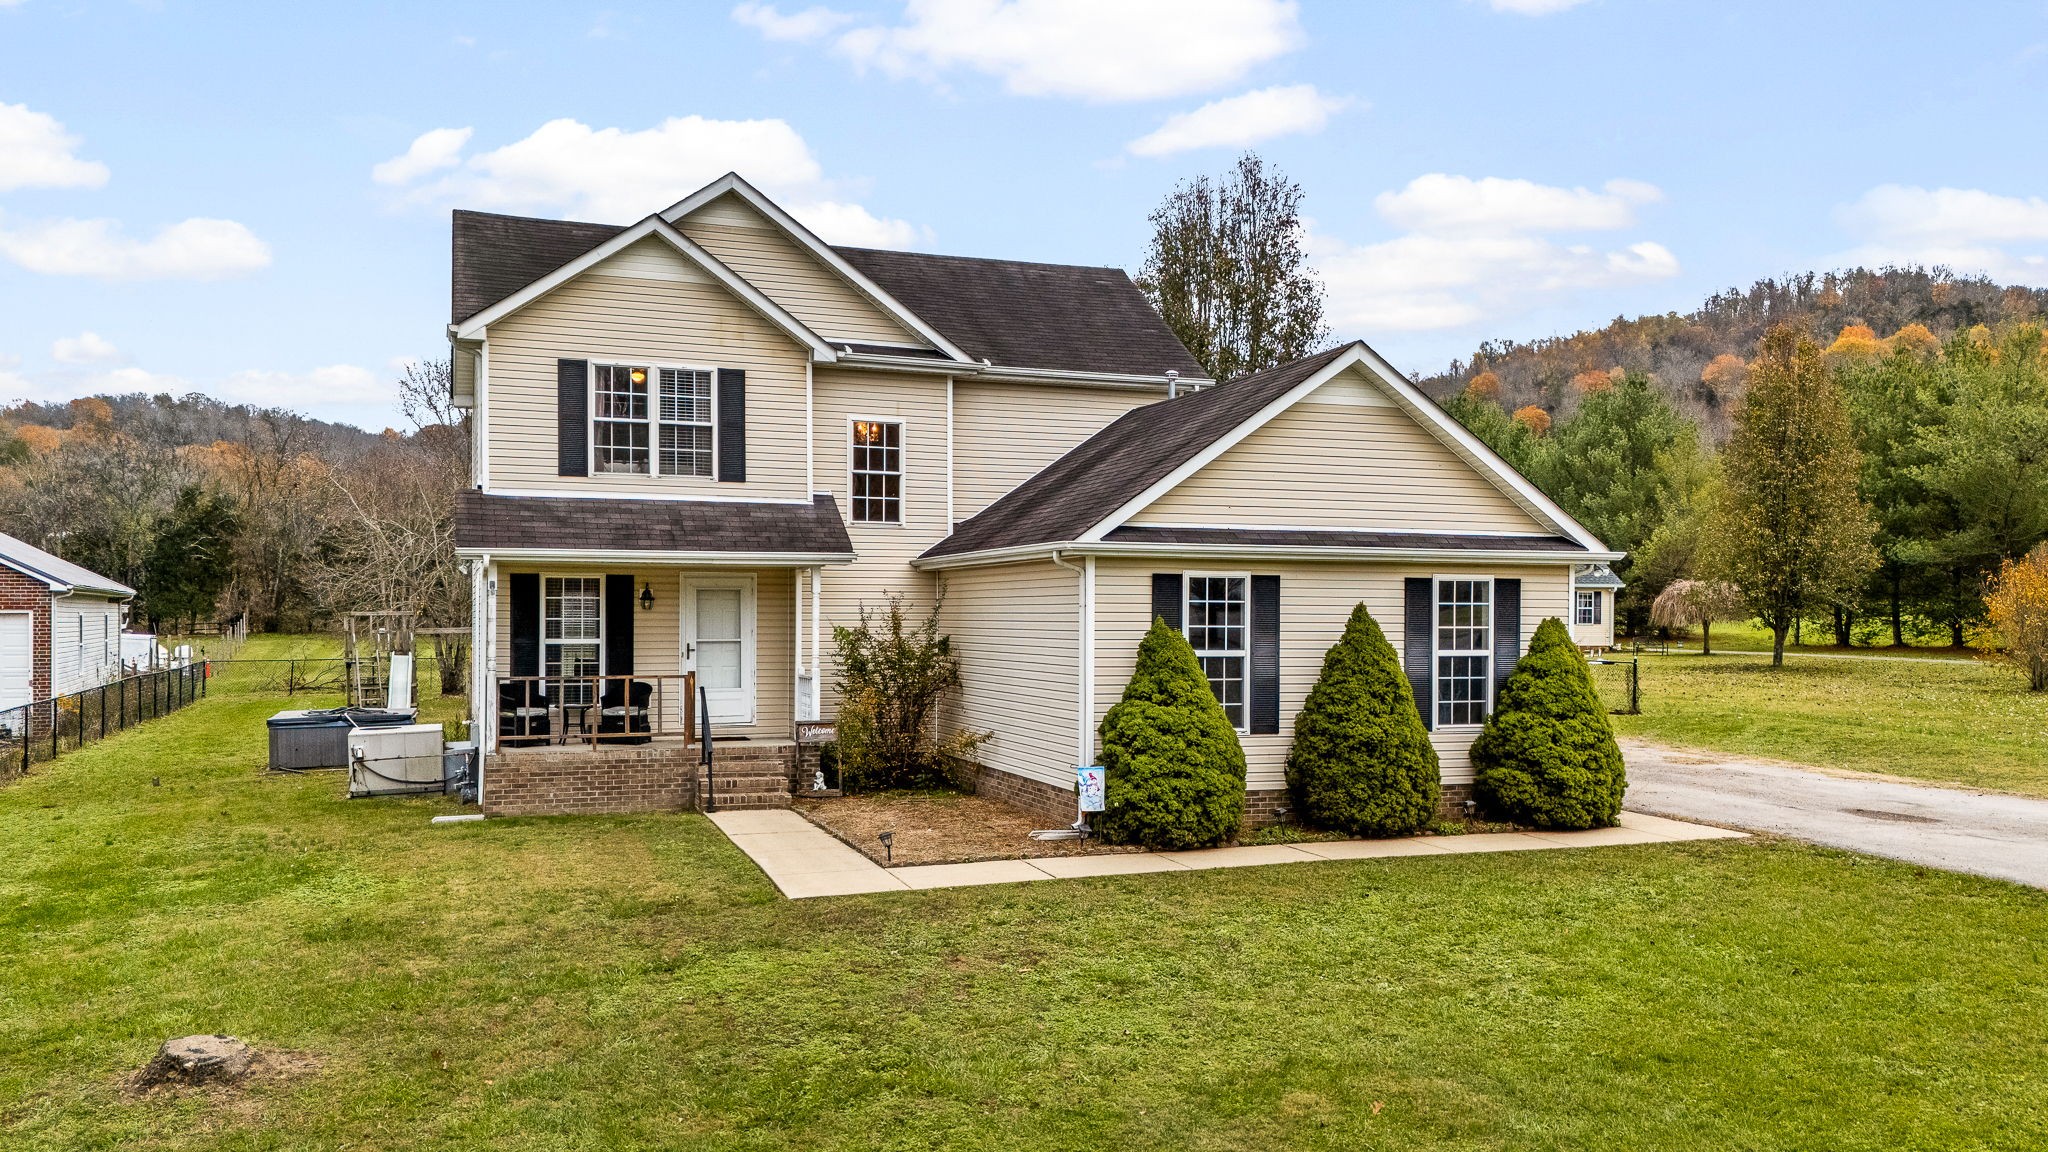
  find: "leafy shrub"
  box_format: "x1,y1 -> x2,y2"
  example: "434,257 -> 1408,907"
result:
1471,617 -> 1626,829
1285,603 -> 1440,836
1095,618 -> 1246,849
832,595 -> 986,791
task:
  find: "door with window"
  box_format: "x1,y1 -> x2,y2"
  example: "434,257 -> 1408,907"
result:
683,576 -> 755,725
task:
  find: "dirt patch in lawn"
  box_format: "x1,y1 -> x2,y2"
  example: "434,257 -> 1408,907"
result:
794,792 -> 1145,867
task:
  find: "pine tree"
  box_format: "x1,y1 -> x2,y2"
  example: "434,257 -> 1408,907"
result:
1095,618 -> 1247,849
1707,325 -> 1878,665
1285,604 -> 1440,836
1471,618 -> 1625,829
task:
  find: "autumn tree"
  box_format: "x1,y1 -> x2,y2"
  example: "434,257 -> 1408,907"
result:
1983,544 -> 2048,691
1512,405 -> 1551,436
1138,151 -> 1327,381
1706,326 -> 1878,664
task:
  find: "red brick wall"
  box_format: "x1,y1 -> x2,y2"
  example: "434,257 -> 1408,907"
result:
0,568 -> 50,705
973,768 -> 1473,836
482,744 -> 699,816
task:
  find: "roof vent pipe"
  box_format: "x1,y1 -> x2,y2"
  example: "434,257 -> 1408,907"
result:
1166,369 -> 1179,399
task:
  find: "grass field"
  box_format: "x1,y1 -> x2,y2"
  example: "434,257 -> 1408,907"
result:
6,673 -> 2048,1148
1600,651 -> 2048,796
1666,619 -> 1977,659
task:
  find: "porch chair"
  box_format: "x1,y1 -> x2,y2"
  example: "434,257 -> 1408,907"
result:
497,681 -> 551,745
597,679 -> 654,744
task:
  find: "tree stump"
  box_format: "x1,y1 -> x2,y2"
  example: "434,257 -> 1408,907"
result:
136,1035 -> 254,1087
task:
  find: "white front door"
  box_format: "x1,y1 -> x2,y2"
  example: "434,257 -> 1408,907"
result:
684,576 -> 756,725
0,612 -> 31,712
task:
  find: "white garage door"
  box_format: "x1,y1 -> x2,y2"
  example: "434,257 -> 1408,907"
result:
0,613 -> 32,712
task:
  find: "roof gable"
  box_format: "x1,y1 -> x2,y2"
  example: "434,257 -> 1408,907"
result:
0,531 -> 133,597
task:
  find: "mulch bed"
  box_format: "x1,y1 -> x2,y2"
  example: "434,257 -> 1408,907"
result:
794,791 -> 1144,867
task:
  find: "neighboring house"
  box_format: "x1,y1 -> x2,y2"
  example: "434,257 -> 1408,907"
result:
0,532 -> 132,712
450,172 -> 1620,820
1570,563 -> 1624,650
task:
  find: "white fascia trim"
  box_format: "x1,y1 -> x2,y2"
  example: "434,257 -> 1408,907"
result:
834,352 -> 980,377
970,364 -> 1198,391
454,547 -> 856,566
658,173 -> 973,364
1121,521 -> 1578,539
479,486 -> 816,506
451,214 -> 839,362
913,540 -> 1618,571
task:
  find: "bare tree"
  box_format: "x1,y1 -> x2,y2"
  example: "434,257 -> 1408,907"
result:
1138,152 -> 1328,382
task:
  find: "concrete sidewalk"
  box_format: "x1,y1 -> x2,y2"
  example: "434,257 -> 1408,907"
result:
708,808 -> 1746,900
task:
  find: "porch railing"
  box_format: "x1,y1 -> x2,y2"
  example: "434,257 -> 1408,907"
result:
494,673 -> 696,748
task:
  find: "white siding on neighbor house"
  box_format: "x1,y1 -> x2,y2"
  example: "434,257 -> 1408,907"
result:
490,564 -> 794,741
938,559 -> 1080,792
1131,367 -> 1549,535
1090,559 -> 1575,789
50,594 -> 122,697
1571,588 -> 1617,649
678,194 -> 922,346
481,253 -> 813,500
950,380 -> 1163,521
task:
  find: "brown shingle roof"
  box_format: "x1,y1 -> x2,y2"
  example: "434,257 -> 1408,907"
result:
455,491 -> 854,557
451,211 -> 625,323
921,344 -> 1355,561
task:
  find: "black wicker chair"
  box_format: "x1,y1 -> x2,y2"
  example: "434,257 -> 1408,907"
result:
497,681 -> 551,745
597,679 -> 653,743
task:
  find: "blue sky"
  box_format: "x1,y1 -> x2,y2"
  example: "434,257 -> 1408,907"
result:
3,0 -> 2046,428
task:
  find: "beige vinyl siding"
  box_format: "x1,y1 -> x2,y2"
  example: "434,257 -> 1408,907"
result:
951,380 -> 1164,520
1132,368 -> 1548,535
1091,560 -> 1573,788
482,258 -> 811,500
490,565 -> 794,741
938,559 -> 1080,790
810,368 -> 947,713
679,194 -> 921,346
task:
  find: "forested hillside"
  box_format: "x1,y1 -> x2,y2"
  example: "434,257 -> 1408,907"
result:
1421,267 -> 2048,440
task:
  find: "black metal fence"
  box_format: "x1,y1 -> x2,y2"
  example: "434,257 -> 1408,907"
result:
0,662 -> 208,777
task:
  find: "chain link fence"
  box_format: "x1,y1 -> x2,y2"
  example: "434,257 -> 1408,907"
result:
1587,656 -> 1641,716
0,662 -> 208,779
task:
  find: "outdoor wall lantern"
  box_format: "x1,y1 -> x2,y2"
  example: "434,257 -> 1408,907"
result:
639,582 -> 655,611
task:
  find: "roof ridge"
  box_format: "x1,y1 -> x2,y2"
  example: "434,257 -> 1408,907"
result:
832,246 -> 1129,274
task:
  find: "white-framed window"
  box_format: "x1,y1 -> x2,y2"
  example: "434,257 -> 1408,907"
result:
1575,589 -> 1603,626
850,419 -> 903,524
1436,578 -> 1492,727
1185,574 -> 1248,732
543,575 -> 603,706
592,362 -> 716,478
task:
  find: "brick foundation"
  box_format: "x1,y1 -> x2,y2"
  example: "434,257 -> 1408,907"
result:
1440,783 -> 1474,820
1244,788 -> 1290,829
966,764 -> 1479,835
482,743 -> 699,816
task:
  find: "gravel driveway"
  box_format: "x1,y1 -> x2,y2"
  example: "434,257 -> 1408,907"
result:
1622,738 -> 2048,889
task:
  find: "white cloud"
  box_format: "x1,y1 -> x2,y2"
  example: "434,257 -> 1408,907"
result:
731,1 -> 856,41
0,215 -> 271,280
371,127 -> 472,186
215,364 -> 388,420
0,102 -> 110,192
374,115 -> 930,246
51,331 -> 120,364
1313,173 -> 1677,333
1127,84 -> 1349,157
807,0 -> 1302,102
1832,184 -> 2048,283
1488,0 -> 1593,13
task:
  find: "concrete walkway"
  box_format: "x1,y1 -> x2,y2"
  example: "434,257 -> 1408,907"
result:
708,808 -> 1746,900
1623,738 -> 2048,889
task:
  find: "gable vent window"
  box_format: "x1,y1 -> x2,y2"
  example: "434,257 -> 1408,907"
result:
593,364 -> 651,474
659,369 -> 714,477
1187,575 -> 1248,732
850,419 -> 903,524
1436,578 -> 1492,727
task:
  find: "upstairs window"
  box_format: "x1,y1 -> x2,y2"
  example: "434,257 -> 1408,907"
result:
593,365 -> 650,474
658,368 -> 714,478
1436,578 -> 1492,727
592,363 -> 716,477
1576,589 -> 1603,625
850,420 -> 902,524
1186,575 -> 1248,732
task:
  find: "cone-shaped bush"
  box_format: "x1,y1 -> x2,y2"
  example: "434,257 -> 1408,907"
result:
1471,617 -> 1625,829
1095,617 -> 1247,849
1285,603 -> 1441,836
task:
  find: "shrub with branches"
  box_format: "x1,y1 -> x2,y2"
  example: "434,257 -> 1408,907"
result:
831,595 -> 986,791
1984,545 -> 2048,691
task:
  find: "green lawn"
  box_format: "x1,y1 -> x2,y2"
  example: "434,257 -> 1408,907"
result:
6,680 -> 2048,1148
1605,652 -> 2048,796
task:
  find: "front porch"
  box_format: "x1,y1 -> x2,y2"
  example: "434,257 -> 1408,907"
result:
481,736 -> 808,817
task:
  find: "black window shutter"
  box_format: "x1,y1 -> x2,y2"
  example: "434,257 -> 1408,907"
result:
1249,575 -> 1280,735
1151,573 -> 1182,631
604,574 -> 635,676
509,573 -> 540,677
716,368 -> 746,482
557,359 -> 588,477
1493,578 -> 1521,708
1403,577 -> 1434,731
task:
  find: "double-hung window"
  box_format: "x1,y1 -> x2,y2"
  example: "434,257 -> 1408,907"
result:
1186,575 -> 1248,731
1436,578 -> 1492,727
1575,590 -> 1602,626
593,363 -> 715,477
850,420 -> 902,524
543,576 -> 602,705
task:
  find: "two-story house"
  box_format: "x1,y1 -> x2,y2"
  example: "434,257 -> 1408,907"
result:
451,173 -> 1618,824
